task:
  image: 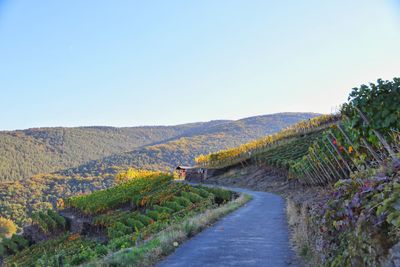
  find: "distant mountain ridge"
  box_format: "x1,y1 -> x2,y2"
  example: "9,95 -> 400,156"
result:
61,112 -> 321,177
0,112 -> 320,182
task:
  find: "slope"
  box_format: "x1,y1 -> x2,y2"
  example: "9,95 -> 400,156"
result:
0,113 -> 317,182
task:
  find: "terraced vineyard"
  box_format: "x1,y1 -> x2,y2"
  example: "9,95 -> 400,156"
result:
253,130 -> 324,170
2,174 -> 237,266
195,114 -> 339,168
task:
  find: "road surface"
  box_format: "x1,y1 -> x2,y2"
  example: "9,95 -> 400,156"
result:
158,186 -> 300,267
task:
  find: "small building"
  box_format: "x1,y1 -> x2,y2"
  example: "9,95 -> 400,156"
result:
176,166 -> 205,181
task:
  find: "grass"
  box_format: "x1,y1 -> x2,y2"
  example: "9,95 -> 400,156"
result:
90,193 -> 252,267
286,198 -> 318,265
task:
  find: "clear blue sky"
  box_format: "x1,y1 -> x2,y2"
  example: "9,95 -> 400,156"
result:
1,1 -> 400,130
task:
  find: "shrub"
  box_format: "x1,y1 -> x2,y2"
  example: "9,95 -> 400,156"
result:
3,239 -> 19,254
11,234 -> 29,249
125,219 -> 144,230
182,192 -> 203,203
135,214 -> 153,226
95,244 -> 108,256
205,188 -> 234,204
108,222 -> 131,239
70,247 -> 97,265
146,210 -> 160,221
0,217 -> 17,239
0,243 -> 5,257
191,187 -> 211,198
153,205 -> 174,214
47,209 -> 66,229
108,235 -> 133,251
173,196 -> 192,207
164,201 -> 184,212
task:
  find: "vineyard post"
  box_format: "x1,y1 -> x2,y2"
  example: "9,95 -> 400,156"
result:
303,165 -> 317,185
354,106 -> 399,163
330,132 -> 361,172
322,140 -> 348,177
315,143 -> 343,181
309,149 -> 333,182
302,168 -> 314,186
391,130 -> 400,152
304,158 -> 316,185
301,164 -> 316,185
360,137 -> 383,164
326,135 -> 353,173
297,167 -> 308,185
307,156 -> 324,185
336,123 -> 361,155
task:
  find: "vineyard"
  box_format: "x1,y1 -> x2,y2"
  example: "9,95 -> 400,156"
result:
1,173 -> 237,266
253,130 -> 324,171
198,78 -> 400,189
195,114 -> 340,168
290,78 -> 400,186
199,78 -> 400,266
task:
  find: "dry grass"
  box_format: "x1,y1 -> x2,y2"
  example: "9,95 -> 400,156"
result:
286,198 -> 321,266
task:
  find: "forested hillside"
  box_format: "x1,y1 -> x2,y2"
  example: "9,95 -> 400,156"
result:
0,112 -> 318,227
0,113 -> 317,182
0,125 -> 193,182
65,112 -> 318,176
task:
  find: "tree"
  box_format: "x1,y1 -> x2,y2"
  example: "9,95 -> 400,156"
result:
0,217 -> 17,239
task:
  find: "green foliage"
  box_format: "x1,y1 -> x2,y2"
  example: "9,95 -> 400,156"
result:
190,187 -> 212,198
2,238 -> 19,254
3,174 -> 237,266
342,78 -> 400,145
135,214 -> 153,226
153,205 -> 174,214
108,222 -> 132,239
11,234 -> 29,249
196,114 -> 338,168
146,210 -> 161,221
290,78 -> 400,186
0,125 -> 201,182
125,219 -> 144,230
203,187 -> 235,204
47,209 -> 66,229
181,192 -> 203,203
0,243 -> 5,257
255,130 -> 322,170
31,209 -> 66,234
65,175 -> 173,214
163,201 -> 184,212
173,196 -> 192,207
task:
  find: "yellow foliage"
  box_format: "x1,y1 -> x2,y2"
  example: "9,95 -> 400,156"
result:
0,217 -> 17,239
115,168 -> 164,184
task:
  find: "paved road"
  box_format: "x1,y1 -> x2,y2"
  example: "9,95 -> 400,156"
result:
158,186 -> 300,267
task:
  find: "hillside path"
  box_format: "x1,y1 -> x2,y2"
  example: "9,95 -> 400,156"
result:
158,185 -> 300,267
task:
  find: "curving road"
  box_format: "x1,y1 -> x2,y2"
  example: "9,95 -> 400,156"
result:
158,186 -> 300,267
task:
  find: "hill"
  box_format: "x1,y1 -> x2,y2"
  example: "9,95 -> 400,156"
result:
0,122 -> 222,182
61,112 -> 320,176
0,112 -> 318,182
0,112 -> 319,227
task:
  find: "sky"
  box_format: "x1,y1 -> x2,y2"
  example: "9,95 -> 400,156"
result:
1,1 -> 400,130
